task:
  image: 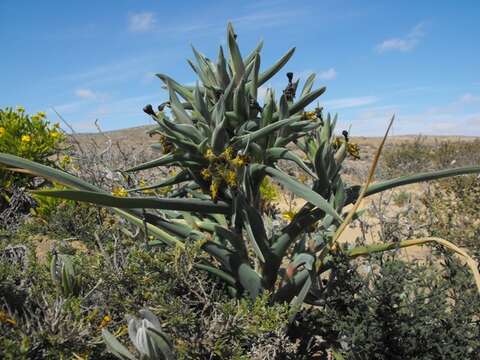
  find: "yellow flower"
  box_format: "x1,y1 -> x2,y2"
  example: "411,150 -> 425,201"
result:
225,170 -> 237,187
282,210 -> 297,222
0,127 -> 5,137
201,168 -> 212,180
60,155 -> 71,167
50,130 -> 60,139
16,106 -> 25,113
139,179 -> 155,194
221,146 -> 234,160
205,148 -> 216,161
159,135 -> 173,153
111,187 -> 128,197
0,310 -> 16,326
210,179 -> 221,200
37,111 -> 46,118
303,111 -> 317,120
99,315 -> 112,329
230,154 -> 249,168
347,142 -> 360,159
21,134 -> 31,143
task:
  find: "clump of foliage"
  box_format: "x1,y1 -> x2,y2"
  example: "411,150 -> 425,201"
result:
382,136 -> 480,178
0,107 -> 66,228
290,253 -> 480,360
420,175 -> 480,257
0,107 -> 64,189
0,225 -> 294,359
1,23 -> 479,313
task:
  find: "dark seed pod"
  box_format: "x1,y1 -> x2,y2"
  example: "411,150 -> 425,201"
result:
342,130 -> 349,141
286,72 -> 294,83
143,104 -> 155,116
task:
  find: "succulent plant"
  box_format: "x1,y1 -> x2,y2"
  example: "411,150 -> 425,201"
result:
1,23 -> 479,307
102,308 -> 174,360
50,252 -> 81,297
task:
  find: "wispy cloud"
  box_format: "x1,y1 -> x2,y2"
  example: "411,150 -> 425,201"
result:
128,12 -> 156,33
324,96 -> 378,110
75,88 -> 98,100
318,68 -> 337,80
459,93 -> 480,104
376,22 -> 426,53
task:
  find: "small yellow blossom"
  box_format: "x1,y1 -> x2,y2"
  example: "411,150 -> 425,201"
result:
60,155 -> 71,168
0,127 -> 5,137
159,135 -> 173,153
37,111 -> 46,118
347,142 -> 360,159
225,170 -> 237,187
221,146 -> 234,160
111,187 -> 128,197
210,179 -> 221,200
99,315 -> 112,329
21,134 -> 31,143
50,130 -> 60,139
205,148 -> 216,161
16,106 -> 25,113
200,168 -> 212,180
0,310 -> 16,326
282,210 -> 297,222
303,111 -> 317,120
230,154 -> 249,168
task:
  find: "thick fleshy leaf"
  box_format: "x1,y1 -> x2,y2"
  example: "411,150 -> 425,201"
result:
194,263 -> 237,286
239,196 -> 270,263
264,166 -> 342,222
128,170 -> 192,193
102,329 -> 137,360
156,74 -> 194,102
265,147 -> 316,178
216,46 -> 230,89
227,22 -> 245,83
289,86 -> 326,115
126,153 -> 204,172
232,115 -> 301,145
300,73 -> 316,97
168,83 -> 193,124
0,153 -> 103,192
362,166 -> 480,200
258,47 -> 295,87
33,189 -> 231,214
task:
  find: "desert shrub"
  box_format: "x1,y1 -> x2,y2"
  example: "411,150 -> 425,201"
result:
0,107 -> 65,189
381,137 -> 480,178
0,224 -> 295,359
420,175 -> 480,257
290,253 -> 480,360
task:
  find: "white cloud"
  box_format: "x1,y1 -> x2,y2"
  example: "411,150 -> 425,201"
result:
318,68 -> 337,80
75,88 -> 97,99
459,93 -> 480,104
128,12 -> 156,33
376,22 -> 426,53
324,96 -> 378,110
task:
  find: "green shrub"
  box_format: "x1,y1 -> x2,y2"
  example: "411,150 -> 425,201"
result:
420,175 -> 480,257
0,107 -> 65,188
290,254 -> 480,360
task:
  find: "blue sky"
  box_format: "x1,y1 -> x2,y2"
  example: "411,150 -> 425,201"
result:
1,0 -> 479,135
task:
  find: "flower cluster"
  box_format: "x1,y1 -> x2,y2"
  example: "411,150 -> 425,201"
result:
111,187 -> 128,197
201,147 -> 249,201
332,136 -> 360,159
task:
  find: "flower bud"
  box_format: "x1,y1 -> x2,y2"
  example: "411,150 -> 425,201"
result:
143,104 -> 155,116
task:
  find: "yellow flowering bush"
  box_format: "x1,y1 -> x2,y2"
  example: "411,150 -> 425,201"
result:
0,107 -> 65,189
